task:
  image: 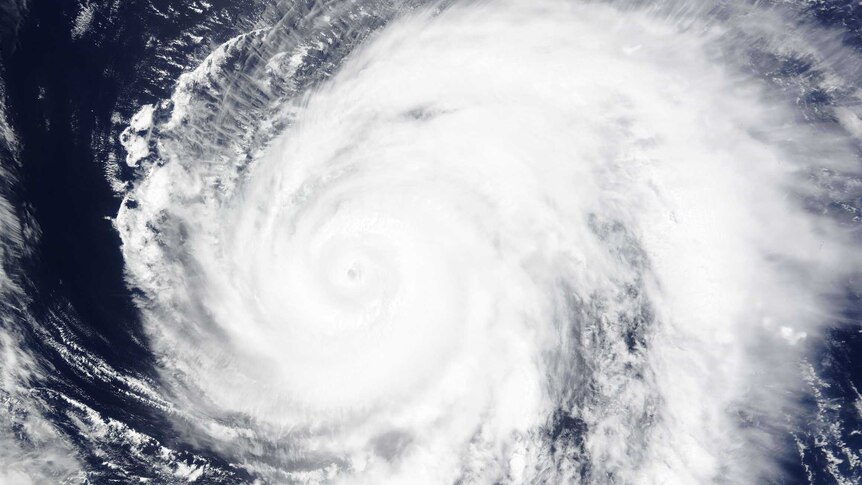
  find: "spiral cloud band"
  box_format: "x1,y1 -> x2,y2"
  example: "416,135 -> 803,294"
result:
114,0 -> 862,483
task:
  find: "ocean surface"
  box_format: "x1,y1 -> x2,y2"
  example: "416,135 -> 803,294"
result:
1,0 -> 862,483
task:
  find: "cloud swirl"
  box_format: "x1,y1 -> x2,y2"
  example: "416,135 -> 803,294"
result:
115,1 -> 862,482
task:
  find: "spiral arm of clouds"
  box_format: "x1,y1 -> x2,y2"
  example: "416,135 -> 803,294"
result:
111,0 -> 862,483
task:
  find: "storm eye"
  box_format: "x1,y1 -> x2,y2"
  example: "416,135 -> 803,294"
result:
346,266 -> 360,280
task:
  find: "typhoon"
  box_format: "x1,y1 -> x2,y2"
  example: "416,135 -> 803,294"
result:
1,0 -> 862,484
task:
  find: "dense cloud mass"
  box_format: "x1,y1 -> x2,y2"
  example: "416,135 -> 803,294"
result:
2,0 -> 862,483
113,0 -> 862,482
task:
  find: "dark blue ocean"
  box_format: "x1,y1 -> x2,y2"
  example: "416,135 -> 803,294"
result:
1,0 -> 861,483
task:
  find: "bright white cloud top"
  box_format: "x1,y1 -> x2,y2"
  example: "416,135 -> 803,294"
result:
113,0 -> 862,483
